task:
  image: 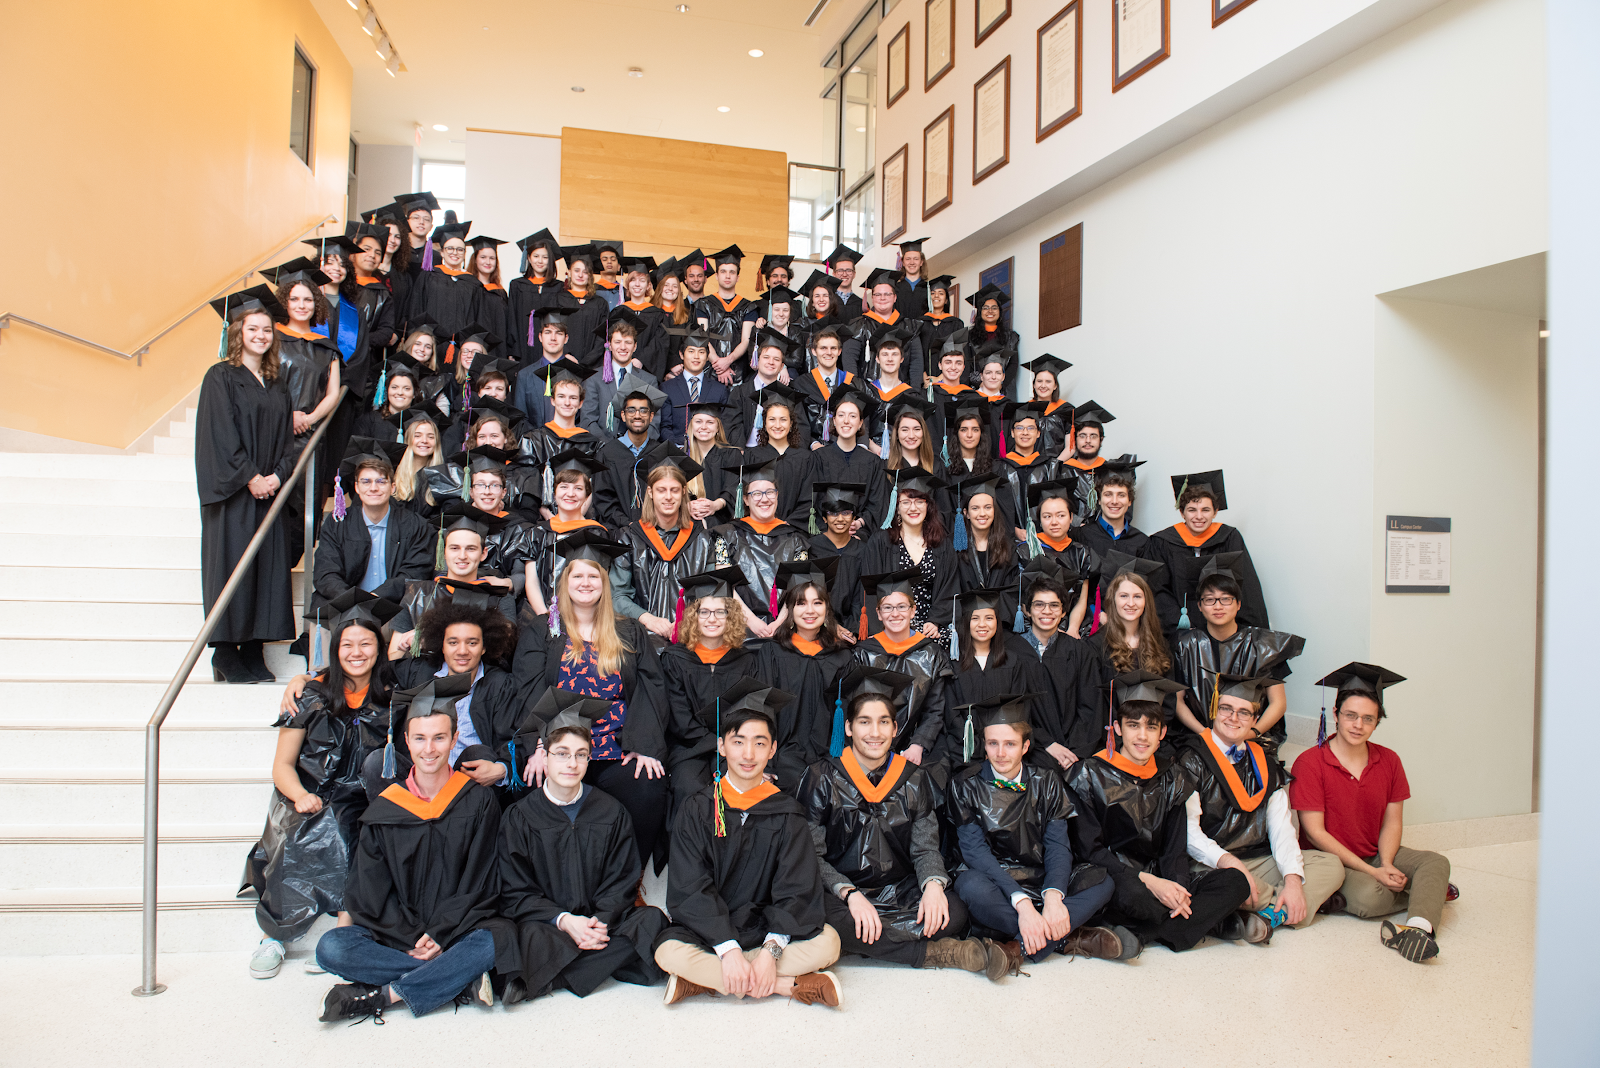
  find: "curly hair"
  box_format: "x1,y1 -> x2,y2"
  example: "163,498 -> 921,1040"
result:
274,280 -> 329,328
416,601 -> 517,667
225,312 -> 282,383
678,595 -> 749,650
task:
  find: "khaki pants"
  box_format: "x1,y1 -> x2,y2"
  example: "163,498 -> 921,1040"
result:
654,925 -> 842,996
1191,850 -> 1345,929
1336,846 -> 1451,929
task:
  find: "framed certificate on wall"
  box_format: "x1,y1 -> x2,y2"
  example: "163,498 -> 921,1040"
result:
1036,2 -> 1082,141
973,56 -> 1011,184
1213,0 -> 1260,27
1112,0 -> 1169,92
926,0 -> 955,90
976,0 -> 1011,46
882,144 -> 908,244
923,106 -> 955,219
887,23 -> 910,107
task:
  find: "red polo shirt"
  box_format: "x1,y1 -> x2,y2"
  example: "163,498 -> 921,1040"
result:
1288,741 -> 1410,858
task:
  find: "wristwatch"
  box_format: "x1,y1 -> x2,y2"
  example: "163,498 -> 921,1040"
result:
763,939 -> 784,961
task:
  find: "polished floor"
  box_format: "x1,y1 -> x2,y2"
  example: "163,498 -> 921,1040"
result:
6,839 -> 1535,1068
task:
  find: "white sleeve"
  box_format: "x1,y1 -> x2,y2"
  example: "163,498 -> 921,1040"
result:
1185,792 -> 1227,868
1266,789 -> 1304,879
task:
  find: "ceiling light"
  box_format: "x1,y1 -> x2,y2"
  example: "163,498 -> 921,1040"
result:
627,67 -> 644,77
717,105 -> 731,112
386,55 -> 400,76
345,0 -> 358,8
432,124 -> 448,131
748,49 -> 764,57
375,35 -> 392,60
361,10 -> 379,36
571,86 -> 585,93
675,4 -> 690,11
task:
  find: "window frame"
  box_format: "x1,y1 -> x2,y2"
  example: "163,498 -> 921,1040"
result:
289,44 -> 316,170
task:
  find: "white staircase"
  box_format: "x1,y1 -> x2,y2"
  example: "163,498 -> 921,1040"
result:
0,407 -> 302,954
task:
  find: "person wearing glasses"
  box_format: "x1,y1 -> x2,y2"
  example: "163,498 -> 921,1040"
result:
850,571 -> 954,768
1169,555 -> 1304,745
1011,558 -> 1102,764
308,441 -> 435,624
712,458 -> 810,640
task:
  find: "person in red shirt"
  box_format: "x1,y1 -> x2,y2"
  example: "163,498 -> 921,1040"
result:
1289,663 -> 1452,963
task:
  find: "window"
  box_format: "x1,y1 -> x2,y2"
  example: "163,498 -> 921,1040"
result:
418,160 -> 467,228
789,162 -> 842,258
819,3 -> 883,248
290,46 -> 315,167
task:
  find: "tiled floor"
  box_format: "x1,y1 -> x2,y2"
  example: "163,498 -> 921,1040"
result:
6,840 -> 1536,1068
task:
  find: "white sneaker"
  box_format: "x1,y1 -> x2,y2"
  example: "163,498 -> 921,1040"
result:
303,956 -> 327,975
249,938 -> 285,979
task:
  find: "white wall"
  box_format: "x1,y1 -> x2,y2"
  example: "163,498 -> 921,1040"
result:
354,143 -> 417,214
913,0 -> 1545,821
463,130 -> 562,277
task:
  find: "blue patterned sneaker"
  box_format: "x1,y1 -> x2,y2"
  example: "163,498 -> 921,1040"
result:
1258,904 -> 1288,929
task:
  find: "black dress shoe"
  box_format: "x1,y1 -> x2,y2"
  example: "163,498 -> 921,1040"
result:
1318,890 -> 1348,915
237,640 -> 276,683
288,633 -> 309,660
210,643 -> 248,683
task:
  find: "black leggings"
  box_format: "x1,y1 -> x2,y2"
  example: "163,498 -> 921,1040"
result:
585,759 -> 669,872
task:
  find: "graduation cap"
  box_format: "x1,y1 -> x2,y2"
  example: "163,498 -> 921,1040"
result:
621,255 -> 658,276
405,313 -> 444,340
680,325 -> 716,350
533,702 -> 604,748
824,243 -> 862,268
885,392 -> 935,424
758,253 -> 795,281
528,356 -> 592,390
1171,469 -> 1227,511
437,576 -> 510,610
1099,550 -> 1168,588
1197,552 -> 1249,586
515,228 -> 561,273
394,191 -> 441,216
1027,353 -> 1073,378
337,436 -> 407,492
799,269 -> 841,296
343,222 -> 388,247
1096,455 -> 1145,483
968,693 -> 1036,733
1027,478 -> 1081,511
607,305 -> 650,337
303,233 -> 360,259
546,447 -> 608,482
260,257 -> 330,289
965,283 -> 1010,308
305,587 -> 403,628
617,378 -> 670,412
640,441 -> 703,481
942,396 -> 991,429
1004,400 -> 1049,428
553,527 -> 630,567
449,443 -> 518,468
959,587 -> 1009,617
1315,662 -> 1406,703
440,500 -> 512,538
753,326 -> 799,361
593,239 -> 625,259
650,257 -> 683,286
957,473 -> 1009,506
361,202 -> 403,225
532,292 -> 582,331
466,235 -> 508,254
763,284 -> 800,308
827,383 -> 881,418
719,453 -> 779,489
1020,552 -> 1078,592
861,569 -> 920,602
396,670 -> 474,729
707,244 -> 745,268
431,221 -> 472,246
456,323 -> 501,352
863,267 -> 900,291
1211,673 -> 1280,711
684,399 -> 729,425
973,349 -> 1012,372
681,248 -> 705,272
777,556 -> 841,595
927,273 -> 957,294
470,360 -> 519,387
754,380 -> 807,412
841,665 -> 914,705
679,566 -> 749,602
1114,670 -> 1187,708
560,243 -> 599,270
1071,400 -> 1116,429
812,481 -> 866,516
887,466 -> 945,499
209,284 -> 287,323
704,676 -> 795,736
895,236 -> 930,254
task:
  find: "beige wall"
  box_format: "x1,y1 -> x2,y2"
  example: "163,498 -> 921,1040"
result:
0,0 -> 352,448
1370,298 -> 1540,823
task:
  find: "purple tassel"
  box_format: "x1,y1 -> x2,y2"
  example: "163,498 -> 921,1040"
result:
527,311 -> 538,347
421,239 -> 434,272
333,473 -> 347,520
603,343 -> 615,383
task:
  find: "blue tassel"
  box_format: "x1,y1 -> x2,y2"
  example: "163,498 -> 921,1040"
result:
829,683 -> 846,757
953,511 -> 968,550
309,617 -> 325,670
949,620 -> 959,659
881,473 -> 898,530
372,362 -> 388,410
1013,573 -> 1025,631
381,739 -> 396,779
1178,595 -> 1191,631
507,740 -> 525,789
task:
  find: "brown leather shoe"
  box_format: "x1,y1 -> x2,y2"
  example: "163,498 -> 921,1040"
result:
986,938 -> 1027,979
1059,926 -> 1125,960
788,970 -> 842,1008
922,937 -> 988,972
662,973 -> 715,1005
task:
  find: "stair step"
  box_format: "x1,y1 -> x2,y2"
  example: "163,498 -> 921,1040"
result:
0,638 -> 306,683
1,600 -> 207,636
152,435 -> 194,456
0,566 -> 303,603
0,506 -> 200,537
0,475 -> 197,507
0,774 -> 274,823
0,724 -> 278,767
0,832 -> 261,890
0,532 -> 202,570
0,680 -> 289,723
8,453 -> 196,482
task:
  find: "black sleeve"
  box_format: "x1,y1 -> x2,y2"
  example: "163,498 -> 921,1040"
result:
618,623 -> 668,759
311,515 -> 355,604
925,542 -> 961,627
910,666 -> 948,752
511,611 -> 553,709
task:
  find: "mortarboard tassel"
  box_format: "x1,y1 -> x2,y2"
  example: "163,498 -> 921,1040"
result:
332,473 -> 347,521
953,509 -> 968,551
859,602 -> 870,641
1177,595 -> 1191,631
542,463 -> 554,507
216,323 -> 229,361
1025,514 -> 1041,557
807,503 -> 818,535
1317,685 -> 1328,746
672,586 -> 685,643
1106,683 -> 1116,756
549,602 -> 561,637
434,527 -> 447,572
381,738 -> 397,779
822,408 -> 833,442
829,680 -> 846,758
881,472 -> 899,530
768,582 -> 780,619
444,340 -> 456,365
421,239 -> 434,273
1207,679 -> 1221,727
507,739 -> 525,790
1013,572 -> 1026,632
372,361 -> 388,411
528,312 -> 539,348
309,614 -> 325,670
949,619 -> 959,660
1088,585 -> 1102,636
713,696 -> 728,837
733,464 -> 746,518
962,709 -> 975,764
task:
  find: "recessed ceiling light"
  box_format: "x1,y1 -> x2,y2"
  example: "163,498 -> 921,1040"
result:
572,86 -> 586,92
627,67 -> 644,77
345,0 -> 358,8
748,49 -> 764,57
717,106 -> 731,112
675,3 -> 690,10
432,124 -> 448,131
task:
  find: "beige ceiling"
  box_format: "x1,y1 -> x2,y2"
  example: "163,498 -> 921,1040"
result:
308,0 -> 840,166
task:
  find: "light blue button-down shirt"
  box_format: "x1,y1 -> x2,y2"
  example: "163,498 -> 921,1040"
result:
360,508 -> 390,592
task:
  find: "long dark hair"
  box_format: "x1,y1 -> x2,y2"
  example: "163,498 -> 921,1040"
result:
388,224 -> 412,274
322,249 -> 361,302
948,416 -> 996,475
773,580 -> 843,650
970,296 -> 1011,333
956,605 -> 1010,672
887,488 -> 946,548
322,617 -> 396,713
966,490 -> 1015,570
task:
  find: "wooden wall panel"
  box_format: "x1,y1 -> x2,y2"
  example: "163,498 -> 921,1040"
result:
560,127 -> 788,298
1038,223 -> 1083,338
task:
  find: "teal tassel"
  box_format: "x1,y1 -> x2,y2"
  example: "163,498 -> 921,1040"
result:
1025,516 -> 1041,557
829,683 -> 846,757
309,616 -> 325,670
507,740 -> 525,789
881,473 -> 898,530
216,324 -> 228,361
953,511 -> 967,550
807,504 -> 818,535
372,362 -> 388,410
962,710 -> 975,763
1178,595 -> 1190,631
460,469 -> 471,502
1013,574 -> 1025,631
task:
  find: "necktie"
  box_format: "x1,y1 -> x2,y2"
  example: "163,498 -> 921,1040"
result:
689,375 -> 701,403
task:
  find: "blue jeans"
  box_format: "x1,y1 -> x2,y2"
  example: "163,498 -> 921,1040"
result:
953,870 -> 1115,962
315,925 -> 495,1018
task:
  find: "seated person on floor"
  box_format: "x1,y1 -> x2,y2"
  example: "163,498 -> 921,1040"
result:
797,667 -> 1004,979
654,681 -> 844,1008
496,697 -> 668,1006
1290,662 -> 1453,964
1176,673 -> 1345,936
947,696 -> 1124,972
1066,672 -> 1257,953
314,685 -> 505,1022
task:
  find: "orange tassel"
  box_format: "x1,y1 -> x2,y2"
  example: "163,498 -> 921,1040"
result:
444,341 -> 456,365
859,603 -> 869,641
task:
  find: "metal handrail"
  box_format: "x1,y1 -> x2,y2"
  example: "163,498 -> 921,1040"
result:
135,386 -> 347,997
1,214 -> 338,366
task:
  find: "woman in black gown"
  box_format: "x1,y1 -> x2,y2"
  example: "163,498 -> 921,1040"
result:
197,288 -> 300,683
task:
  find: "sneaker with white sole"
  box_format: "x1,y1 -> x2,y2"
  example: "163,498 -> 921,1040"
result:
304,957 -> 327,975
249,938 -> 285,979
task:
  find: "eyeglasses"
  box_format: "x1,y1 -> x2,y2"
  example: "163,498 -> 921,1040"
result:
355,477 -> 389,488
547,747 -> 589,764
622,406 -> 652,415
1030,600 -> 1063,612
697,608 -> 729,619
878,603 -> 913,616
1200,596 -> 1237,608
748,489 -> 777,501
471,481 -> 502,491
1215,705 -> 1259,722
1338,711 -> 1380,728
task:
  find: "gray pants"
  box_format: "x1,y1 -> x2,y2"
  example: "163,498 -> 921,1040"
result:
1336,846 -> 1451,929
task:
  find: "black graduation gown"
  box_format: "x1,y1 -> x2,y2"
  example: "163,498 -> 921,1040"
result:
809,442 -> 890,531
562,291 -> 611,366
1001,454 -> 1059,529
851,633 -> 953,754
520,518 -> 611,608
390,577 -> 518,636
1033,532 -> 1099,622
927,382 -> 978,448
408,268 -> 483,347
836,291 -> 864,322
387,657 -> 525,790
1169,626 -> 1299,746
963,323 -> 1022,389
242,681 -> 387,940
1057,458 -> 1109,527
595,435 -> 660,525
795,366 -> 857,443
379,265 -> 412,346
1174,734 -> 1288,862
276,327 -> 338,415
805,534 -> 866,628
918,312 -> 963,373
1065,752 -> 1193,883
617,521 -> 715,625
657,784 -> 827,951
514,423 -> 626,527
195,361 -> 297,643
945,760 -> 1079,900
691,293 -> 757,382
728,378 -> 813,452
758,637 -> 855,786
497,785 -> 667,991
331,279 -> 397,403
1073,517 -> 1149,563
307,504 -> 435,614
1035,399 -> 1074,461
688,443 -> 743,529
840,310 -> 925,386
1140,523 -> 1270,642
797,755 -> 943,939
712,518 -> 810,624
942,641 -> 1056,765
508,276 -> 562,362
955,538 -> 1030,631
1073,631 -> 1181,749
771,444 -> 816,529
342,771 -> 504,952
1024,631 -> 1103,760
631,303 -> 674,381
510,614 -> 668,762
859,530 -> 960,634
661,644 -> 765,781
477,283 -> 516,354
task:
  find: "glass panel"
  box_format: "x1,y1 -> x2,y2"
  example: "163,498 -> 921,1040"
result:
420,161 -> 467,229
290,48 -> 314,166
842,177 -> 875,251
840,42 -> 877,190
789,162 -> 841,258
844,8 -> 879,70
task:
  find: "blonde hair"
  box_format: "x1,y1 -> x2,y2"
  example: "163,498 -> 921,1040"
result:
639,464 -> 687,528
1104,573 -> 1172,676
394,416 -> 438,502
685,418 -> 729,500
556,560 -> 632,677
678,595 -> 748,650
225,312 -> 282,382
885,411 -> 937,471
400,330 -> 438,372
